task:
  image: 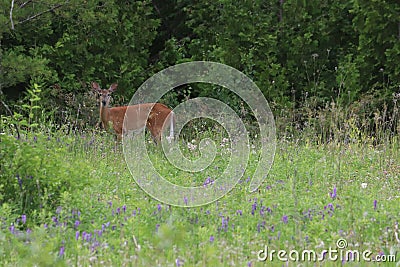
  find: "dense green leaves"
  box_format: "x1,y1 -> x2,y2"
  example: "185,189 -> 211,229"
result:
0,133 -> 90,216
0,0 -> 399,131
352,0 -> 400,89
1,0 -> 159,95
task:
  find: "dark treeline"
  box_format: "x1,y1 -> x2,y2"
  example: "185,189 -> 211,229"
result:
0,0 -> 399,138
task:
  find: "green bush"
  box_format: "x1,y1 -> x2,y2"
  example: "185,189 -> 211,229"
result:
0,133 -> 90,218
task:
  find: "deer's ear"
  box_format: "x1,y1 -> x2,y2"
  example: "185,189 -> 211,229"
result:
109,83 -> 118,92
91,82 -> 101,93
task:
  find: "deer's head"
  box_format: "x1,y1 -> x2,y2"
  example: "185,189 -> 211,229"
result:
91,82 -> 118,107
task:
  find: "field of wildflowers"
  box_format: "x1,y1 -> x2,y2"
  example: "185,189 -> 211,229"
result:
1,129 -> 399,266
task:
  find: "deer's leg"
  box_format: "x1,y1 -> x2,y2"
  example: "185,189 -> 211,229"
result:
147,126 -> 161,145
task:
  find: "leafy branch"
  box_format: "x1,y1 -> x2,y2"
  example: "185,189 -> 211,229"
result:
9,0 -> 68,30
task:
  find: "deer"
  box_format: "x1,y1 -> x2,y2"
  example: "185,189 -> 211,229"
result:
91,82 -> 174,144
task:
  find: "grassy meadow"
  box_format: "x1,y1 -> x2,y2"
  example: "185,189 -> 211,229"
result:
1,116 -> 399,266
1,1 -> 400,265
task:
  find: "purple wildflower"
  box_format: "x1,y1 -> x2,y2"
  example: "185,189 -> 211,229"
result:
251,201 -> 257,215
56,206 -> 62,214
327,203 -> 334,211
306,209 -> 313,220
257,221 -> 266,233
348,251 -> 356,261
75,231 -> 80,240
59,246 -> 65,257
176,258 -> 183,267
260,206 -> 266,216
184,196 -> 188,205
21,214 -> 26,224
374,200 -> 377,210
221,216 -> 229,231
209,235 -> 215,242
16,174 -> 22,189
321,250 -> 327,260
26,228 -> 32,234
74,220 -> 80,228
282,215 -> 288,224
203,176 -> 214,187
236,210 -> 243,216
9,225 -> 15,234
157,204 -> 162,212
122,205 -> 126,213
86,233 -> 91,242
329,186 -> 337,199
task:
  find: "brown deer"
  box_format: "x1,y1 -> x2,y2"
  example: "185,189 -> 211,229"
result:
91,82 -> 174,143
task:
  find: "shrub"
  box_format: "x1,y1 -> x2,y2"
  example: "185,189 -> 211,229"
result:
0,133 -> 90,219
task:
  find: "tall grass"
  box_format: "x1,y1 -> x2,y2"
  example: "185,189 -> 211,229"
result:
0,86 -> 399,266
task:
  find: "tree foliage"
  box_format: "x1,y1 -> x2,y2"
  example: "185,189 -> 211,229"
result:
1,0 -> 399,130
1,0 -> 158,94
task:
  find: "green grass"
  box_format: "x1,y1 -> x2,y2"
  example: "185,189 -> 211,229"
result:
0,130 -> 399,266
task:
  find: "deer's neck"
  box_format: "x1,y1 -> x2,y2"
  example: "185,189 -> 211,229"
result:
99,104 -> 110,129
